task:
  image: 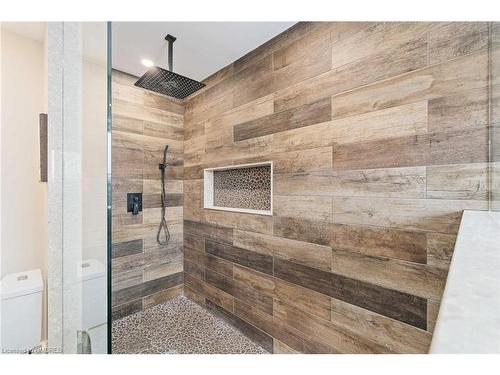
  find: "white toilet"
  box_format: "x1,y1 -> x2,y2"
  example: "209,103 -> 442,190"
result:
0,261 -> 106,354
0,269 -> 44,353
78,258 -> 106,331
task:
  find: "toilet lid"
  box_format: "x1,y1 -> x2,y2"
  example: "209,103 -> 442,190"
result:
0,269 -> 43,300
78,259 -> 105,281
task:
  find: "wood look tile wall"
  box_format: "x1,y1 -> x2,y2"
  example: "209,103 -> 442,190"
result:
182,22 -> 496,353
111,70 -> 184,319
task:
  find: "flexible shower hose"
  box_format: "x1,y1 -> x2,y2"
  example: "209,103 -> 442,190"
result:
157,145 -> 171,245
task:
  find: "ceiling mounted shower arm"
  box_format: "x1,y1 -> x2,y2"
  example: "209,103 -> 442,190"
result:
134,33 -> 205,99
165,34 -> 177,72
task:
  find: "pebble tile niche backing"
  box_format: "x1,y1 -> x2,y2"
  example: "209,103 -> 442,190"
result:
213,165 -> 271,211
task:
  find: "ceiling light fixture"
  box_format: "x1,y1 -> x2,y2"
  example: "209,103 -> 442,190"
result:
141,58 -> 154,67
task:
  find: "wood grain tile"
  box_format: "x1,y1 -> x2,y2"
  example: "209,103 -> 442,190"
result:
184,272 -> 205,295
329,167 -> 426,198
112,268 -> 142,292
206,267 -> 273,315
274,195 -> 332,222
331,223 -> 427,263
330,297 -> 432,353
272,146 -> 332,174
203,282 -> 234,312
142,284 -> 183,309
427,87 -> 489,133
294,171 -> 368,202
143,255 -> 183,281
143,91 -> 184,115
205,239 -> 273,275
426,232 -> 456,269
426,299 -> 442,333
274,216 -> 331,246
331,23 -> 386,69
206,254 -> 233,278
207,94 -> 274,149
231,264 -> 274,292
177,22 -> 491,353
112,80 -> 144,105
184,286 -> 205,305
274,258 -> 427,329
232,22 -> 323,72
183,232 -> 205,252
234,98 -> 331,141
333,134 -> 430,171
143,179 -> 183,195
270,101 -> 428,154
427,163 -> 488,200
274,32 -> 427,113
274,299 -> 392,353
114,97 -> 183,126
331,22 -> 429,70
429,126 -> 489,166
329,51 -> 488,119
273,340 -> 300,354
112,68 -> 185,319
428,22 -> 488,65
205,269 -> 233,295
234,229 -> 332,271
183,179 -> 204,221
184,259 -> 205,280
112,272 -> 183,306
330,248 -> 447,300
112,114 -> 143,134
112,239 -> 143,259
204,210 -> 273,235
112,299 -> 142,321
232,264 -> 331,320
274,170 -> 333,196
233,26 -> 332,107
234,299 -> 336,354
332,197 -> 487,234
184,220 -> 233,244
206,300 -> 274,352
143,206 -> 182,225
143,121 -> 183,140
142,193 -> 184,209
274,278 -> 332,321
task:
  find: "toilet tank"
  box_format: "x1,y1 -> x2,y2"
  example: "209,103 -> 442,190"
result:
0,269 -> 44,353
78,259 -> 106,330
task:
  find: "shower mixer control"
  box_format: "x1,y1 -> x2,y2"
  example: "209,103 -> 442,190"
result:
127,193 -> 143,215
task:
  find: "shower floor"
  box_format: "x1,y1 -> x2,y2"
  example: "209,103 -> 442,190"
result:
112,295 -> 268,354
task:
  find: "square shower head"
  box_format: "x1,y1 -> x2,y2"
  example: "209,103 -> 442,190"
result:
134,66 -> 206,99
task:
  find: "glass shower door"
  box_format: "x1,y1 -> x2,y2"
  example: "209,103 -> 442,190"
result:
47,21 -> 110,354
491,22 -> 500,211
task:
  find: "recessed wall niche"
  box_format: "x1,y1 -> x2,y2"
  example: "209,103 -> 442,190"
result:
203,162 -> 273,215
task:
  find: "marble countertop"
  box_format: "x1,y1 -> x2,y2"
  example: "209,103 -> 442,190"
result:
429,210 -> 500,353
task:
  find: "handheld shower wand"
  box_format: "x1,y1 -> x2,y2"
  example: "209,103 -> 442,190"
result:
157,145 -> 171,245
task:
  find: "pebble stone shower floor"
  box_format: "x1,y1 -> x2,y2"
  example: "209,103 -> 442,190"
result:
112,296 -> 268,354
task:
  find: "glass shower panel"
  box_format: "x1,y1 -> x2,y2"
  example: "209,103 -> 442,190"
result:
47,22 -> 109,354
491,22 -> 500,211
80,21 -> 109,354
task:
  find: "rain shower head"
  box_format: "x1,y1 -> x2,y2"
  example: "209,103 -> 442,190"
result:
134,34 -> 205,99
135,67 -> 205,99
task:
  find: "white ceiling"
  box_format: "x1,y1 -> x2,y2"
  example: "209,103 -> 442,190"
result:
1,22 -> 107,65
112,22 -> 295,82
1,22 -> 46,41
